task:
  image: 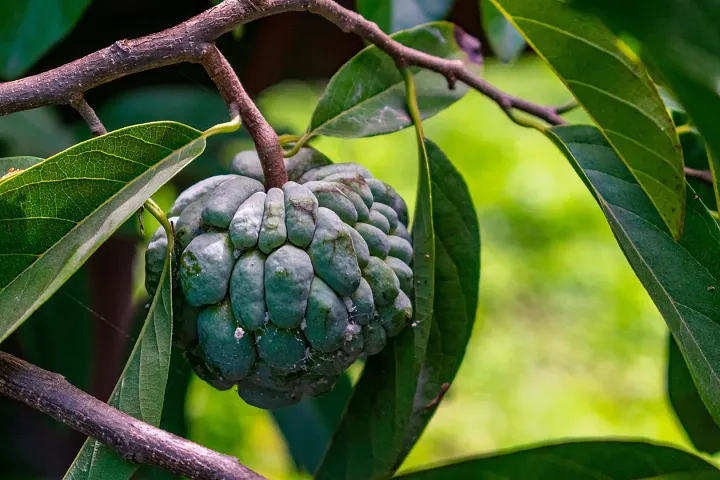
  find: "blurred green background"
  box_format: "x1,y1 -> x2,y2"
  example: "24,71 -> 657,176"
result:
160,57 -> 687,479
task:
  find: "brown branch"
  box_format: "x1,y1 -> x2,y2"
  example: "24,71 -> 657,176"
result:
201,46 -> 287,188
0,352 -> 266,480
0,0 -> 565,128
71,96 -> 107,137
685,167 -> 714,184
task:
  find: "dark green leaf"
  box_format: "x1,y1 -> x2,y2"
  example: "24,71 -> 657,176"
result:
0,1 -> 91,78
668,333 -> 720,454
134,346 -> 193,480
356,0 -> 455,34
315,137 -> 435,480
0,109 -> 79,158
492,0 -> 685,239
547,124 -> 720,431
481,0 -> 526,62
96,86 -> 228,132
397,440 -> 720,479
272,374 -> 352,474
572,0 -> 720,180
65,229 -> 174,480
681,130 -> 715,210
0,121 -> 209,344
0,156 -> 43,175
308,22 -> 472,138
397,139 -> 480,464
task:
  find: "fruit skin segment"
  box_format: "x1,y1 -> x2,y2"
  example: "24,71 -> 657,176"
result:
145,150 -> 415,409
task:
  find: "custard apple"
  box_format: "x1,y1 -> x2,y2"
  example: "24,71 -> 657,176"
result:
145,148 -> 414,409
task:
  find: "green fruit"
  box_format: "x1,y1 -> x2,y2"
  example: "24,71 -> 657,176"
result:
146,148 -> 414,409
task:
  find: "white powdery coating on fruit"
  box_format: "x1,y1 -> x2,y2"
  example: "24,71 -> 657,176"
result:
345,323 -> 361,341
234,327 -> 245,340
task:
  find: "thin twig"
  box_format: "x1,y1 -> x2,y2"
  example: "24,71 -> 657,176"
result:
201,45 -> 287,187
0,352 -> 266,480
70,96 -> 108,137
685,167 -> 713,184
0,0 -> 566,128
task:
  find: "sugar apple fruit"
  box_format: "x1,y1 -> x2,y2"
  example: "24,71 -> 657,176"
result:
145,148 -> 414,409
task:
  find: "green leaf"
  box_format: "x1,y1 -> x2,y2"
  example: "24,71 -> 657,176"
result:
315,134 -> 435,479
0,109 -> 79,158
96,86 -> 229,133
481,0 -> 526,62
668,333 -> 720,455
547,124 -> 720,433
680,130 -> 715,210
572,0 -> 720,183
0,1 -> 91,78
0,156 -> 43,174
397,440 -> 720,479
272,373 -> 353,474
491,0 -> 685,240
396,139 -> 480,464
65,224 -> 174,480
308,22 -> 473,139
0,121 -> 210,344
356,0 -> 455,34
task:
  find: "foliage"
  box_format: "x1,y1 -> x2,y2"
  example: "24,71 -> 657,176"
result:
1,0 -> 720,479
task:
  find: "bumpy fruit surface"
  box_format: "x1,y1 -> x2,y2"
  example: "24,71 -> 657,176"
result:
145,148 -> 414,409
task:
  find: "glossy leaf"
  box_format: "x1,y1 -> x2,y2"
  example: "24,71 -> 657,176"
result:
0,121 -> 210,344
315,137 -> 435,479
491,0 -> 685,239
308,22 -> 473,138
573,0 -> 720,178
481,0 -> 526,62
65,225 -> 174,480
668,333 -> 720,454
272,374 -> 353,474
398,440 -> 720,479
547,124 -> 720,430
356,0 -> 455,34
397,139 -> 480,464
0,0 -> 91,78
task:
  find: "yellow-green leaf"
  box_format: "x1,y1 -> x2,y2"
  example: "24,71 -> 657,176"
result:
491,0 -> 685,239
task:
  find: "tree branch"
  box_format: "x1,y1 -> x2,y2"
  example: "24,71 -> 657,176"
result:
0,352 -> 266,480
201,46 -> 287,188
0,0 -> 566,128
71,96 -> 108,137
685,167 -> 714,184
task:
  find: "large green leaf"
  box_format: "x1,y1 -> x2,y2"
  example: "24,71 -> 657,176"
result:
481,0 -> 526,62
397,440 -> 720,479
668,333 -> 720,454
356,0 -> 455,34
573,0 -> 720,180
547,124 -> 720,430
315,136 -> 435,479
0,0 -> 91,78
491,0 -> 685,240
272,374 -> 353,474
307,22 -> 473,139
65,221 -> 174,480
0,121 -> 213,344
397,139 -> 480,464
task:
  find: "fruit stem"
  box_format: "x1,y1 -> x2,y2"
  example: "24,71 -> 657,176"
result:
144,198 -> 175,253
